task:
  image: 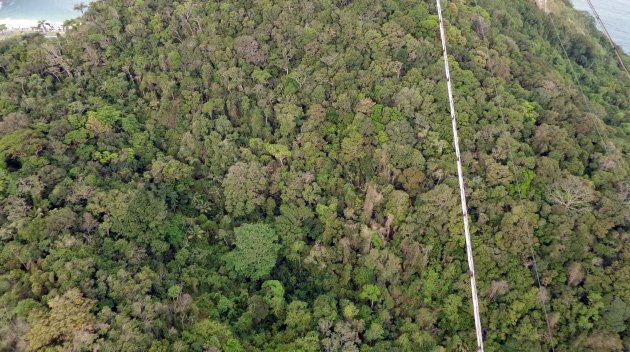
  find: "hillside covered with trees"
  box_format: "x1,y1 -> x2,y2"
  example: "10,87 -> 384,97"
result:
0,0 -> 628,351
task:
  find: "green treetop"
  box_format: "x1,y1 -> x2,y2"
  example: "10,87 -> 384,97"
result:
225,223 -> 280,280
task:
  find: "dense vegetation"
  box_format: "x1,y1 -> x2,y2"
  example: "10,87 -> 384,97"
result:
0,0 -> 628,350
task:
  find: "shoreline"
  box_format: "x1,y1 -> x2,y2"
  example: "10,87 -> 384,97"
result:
0,18 -> 65,39
1,18 -> 64,30
571,0 -> 630,52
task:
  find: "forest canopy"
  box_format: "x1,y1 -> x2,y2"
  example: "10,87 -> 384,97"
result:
0,0 -> 628,351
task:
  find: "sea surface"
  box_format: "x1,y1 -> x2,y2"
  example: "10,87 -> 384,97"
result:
571,0 -> 630,52
0,0 -> 86,28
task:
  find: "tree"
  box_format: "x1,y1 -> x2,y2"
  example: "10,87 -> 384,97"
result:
36,20 -> 52,32
150,156 -> 193,184
0,129 -> 46,160
61,19 -> 78,31
531,123 -> 576,160
601,298 -> 630,333
359,284 -> 382,307
385,190 -> 410,227
340,131 -> 366,163
225,223 -> 280,280
365,321 -> 385,342
265,143 -> 291,166
23,289 -> 101,351
105,190 -> 169,251
285,300 -> 312,334
313,295 -> 337,322
0,24 -> 7,32
222,162 -> 268,218
0,0 -> 628,350
42,43 -> 74,78
234,35 -> 267,66
262,280 -> 286,318
183,319 -> 243,352
547,175 -> 595,214
274,103 -> 302,140
74,2 -> 88,14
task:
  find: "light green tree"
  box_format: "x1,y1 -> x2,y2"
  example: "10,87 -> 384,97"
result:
359,284 -> 382,307
226,223 -> 280,280
183,319 -> 243,352
285,300 -> 312,333
265,143 -> 291,165
263,280 -> 286,318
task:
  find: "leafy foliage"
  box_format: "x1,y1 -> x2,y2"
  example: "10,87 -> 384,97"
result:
0,0 -> 628,350
225,223 -> 280,280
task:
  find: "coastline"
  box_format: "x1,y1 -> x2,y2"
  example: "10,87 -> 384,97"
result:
1,18 -> 63,30
0,18 -> 64,40
571,0 -> 630,52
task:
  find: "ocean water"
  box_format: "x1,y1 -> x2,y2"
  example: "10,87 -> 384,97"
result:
571,0 -> 630,52
0,0 -> 85,27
